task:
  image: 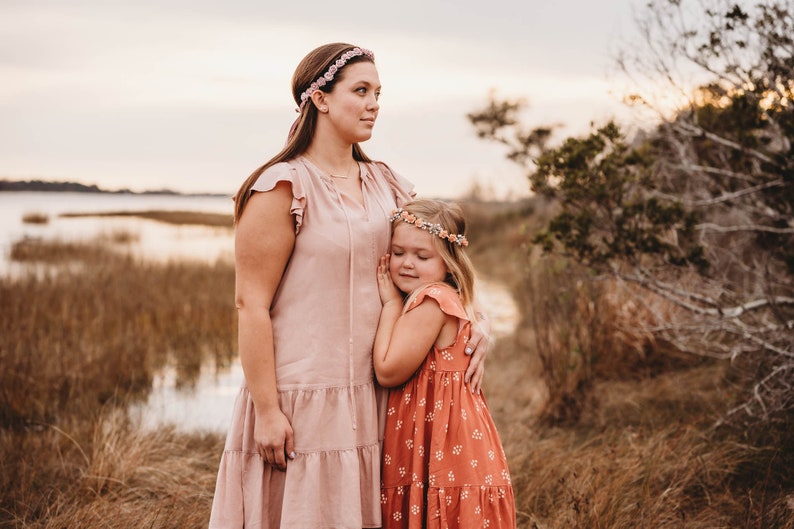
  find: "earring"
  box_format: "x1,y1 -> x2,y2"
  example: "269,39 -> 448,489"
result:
320,106 -> 328,112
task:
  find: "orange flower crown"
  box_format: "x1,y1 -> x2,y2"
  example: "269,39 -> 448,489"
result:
389,208 -> 469,247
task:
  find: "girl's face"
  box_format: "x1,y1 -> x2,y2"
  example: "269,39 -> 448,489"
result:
389,223 -> 449,294
323,62 -> 381,143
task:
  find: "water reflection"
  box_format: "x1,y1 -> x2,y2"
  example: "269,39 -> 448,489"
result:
131,361 -> 245,433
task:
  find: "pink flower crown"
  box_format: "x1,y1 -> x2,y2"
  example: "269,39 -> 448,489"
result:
298,47 -> 375,112
389,208 -> 469,247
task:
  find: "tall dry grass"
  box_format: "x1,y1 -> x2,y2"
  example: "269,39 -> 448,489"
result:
60,209 -> 233,228
0,234 -> 234,527
0,409 -> 221,528
2,203 -> 794,528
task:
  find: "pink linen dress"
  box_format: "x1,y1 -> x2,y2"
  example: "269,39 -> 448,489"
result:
209,156 -> 415,529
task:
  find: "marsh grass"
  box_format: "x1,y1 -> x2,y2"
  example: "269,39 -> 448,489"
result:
1,202 -> 793,528
97,228 -> 140,244
21,212 -> 49,224
10,237 -> 119,263
0,234 -> 235,527
1,241 -> 236,428
60,209 -> 233,228
0,410 -> 222,528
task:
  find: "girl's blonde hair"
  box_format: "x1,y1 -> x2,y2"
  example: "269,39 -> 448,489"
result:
393,199 -> 477,318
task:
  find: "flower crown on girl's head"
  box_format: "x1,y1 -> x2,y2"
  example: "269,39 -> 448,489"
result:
389,208 -> 469,247
298,47 -> 375,111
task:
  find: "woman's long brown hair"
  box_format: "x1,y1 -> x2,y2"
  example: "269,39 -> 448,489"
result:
232,43 -> 375,223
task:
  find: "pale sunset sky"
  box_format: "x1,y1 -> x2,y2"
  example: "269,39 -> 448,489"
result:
2,0 -> 649,199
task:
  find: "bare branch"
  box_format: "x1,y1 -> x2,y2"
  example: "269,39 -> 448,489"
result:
696,223 -> 794,234
690,179 -> 786,206
618,270 -> 794,319
649,178 -> 786,206
674,121 -> 779,166
672,164 -> 770,183
721,326 -> 794,359
716,362 -> 794,427
621,268 -> 721,307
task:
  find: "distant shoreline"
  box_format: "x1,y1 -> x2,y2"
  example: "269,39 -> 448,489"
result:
0,179 -> 227,197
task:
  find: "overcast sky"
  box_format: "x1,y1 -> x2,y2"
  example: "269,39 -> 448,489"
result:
1,0 -> 647,199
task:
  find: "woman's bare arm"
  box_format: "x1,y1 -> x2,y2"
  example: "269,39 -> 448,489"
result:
234,184 -> 296,470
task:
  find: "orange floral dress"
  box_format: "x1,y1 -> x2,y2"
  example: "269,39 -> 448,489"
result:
381,284 -> 516,529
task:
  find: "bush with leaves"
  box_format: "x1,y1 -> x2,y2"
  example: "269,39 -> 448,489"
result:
469,0 -> 794,426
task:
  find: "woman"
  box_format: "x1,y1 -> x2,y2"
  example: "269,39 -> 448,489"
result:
209,42 -> 490,529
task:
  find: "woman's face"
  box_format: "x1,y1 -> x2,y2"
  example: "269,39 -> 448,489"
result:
323,62 -> 381,143
389,223 -> 449,294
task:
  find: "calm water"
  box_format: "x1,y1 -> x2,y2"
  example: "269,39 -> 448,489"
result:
0,191 -> 235,275
2,191 -> 518,433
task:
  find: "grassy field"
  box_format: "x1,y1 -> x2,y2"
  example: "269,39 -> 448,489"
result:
1,206 -> 792,528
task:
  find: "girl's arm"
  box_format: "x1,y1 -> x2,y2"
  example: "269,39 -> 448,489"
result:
234,184 -> 296,471
374,256 -> 454,387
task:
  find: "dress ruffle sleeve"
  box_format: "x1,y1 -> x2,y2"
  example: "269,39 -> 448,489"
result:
373,161 -> 416,207
406,283 -> 469,321
251,162 -> 307,233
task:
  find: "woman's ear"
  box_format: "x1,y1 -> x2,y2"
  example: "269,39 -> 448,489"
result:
311,90 -> 329,113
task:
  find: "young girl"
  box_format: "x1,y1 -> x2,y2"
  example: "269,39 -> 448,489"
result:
375,199 -> 516,529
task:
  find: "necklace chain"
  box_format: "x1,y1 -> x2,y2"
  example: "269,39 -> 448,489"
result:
305,154 -> 355,179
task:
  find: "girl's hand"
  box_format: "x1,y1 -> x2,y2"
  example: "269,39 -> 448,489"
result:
464,310 -> 491,394
377,254 -> 402,305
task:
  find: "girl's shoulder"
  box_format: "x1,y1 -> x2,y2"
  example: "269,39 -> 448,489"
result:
405,283 -> 468,321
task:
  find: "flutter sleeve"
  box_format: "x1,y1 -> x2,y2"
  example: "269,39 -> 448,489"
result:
405,283 -> 469,321
250,161 -> 306,233
373,161 -> 416,207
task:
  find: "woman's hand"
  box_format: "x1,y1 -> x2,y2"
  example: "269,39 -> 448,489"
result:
377,254 -> 403,306
253,407 -> 295,471
464,310 -> 491,394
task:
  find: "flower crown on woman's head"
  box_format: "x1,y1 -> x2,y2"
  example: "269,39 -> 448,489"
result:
298,47 -> 375,112
389,208 -> 469,247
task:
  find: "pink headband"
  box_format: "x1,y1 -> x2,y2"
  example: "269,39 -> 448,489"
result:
297,47 -> 375,112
